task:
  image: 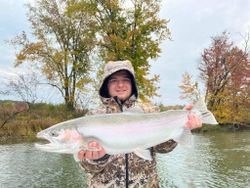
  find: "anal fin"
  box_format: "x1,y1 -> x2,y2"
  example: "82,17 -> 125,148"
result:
134,149 -> 152,161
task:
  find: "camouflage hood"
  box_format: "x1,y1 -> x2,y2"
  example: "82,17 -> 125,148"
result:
99,60 -> 138,99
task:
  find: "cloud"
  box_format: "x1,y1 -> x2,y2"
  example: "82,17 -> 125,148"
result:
1,0 -> 250,105
151,0 -> 250,105
0,0 -> 29,35
0,66 -> 28,82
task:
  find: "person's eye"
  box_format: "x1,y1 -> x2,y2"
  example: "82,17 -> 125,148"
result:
109,79 -> 118,84
123,78 -> 131,83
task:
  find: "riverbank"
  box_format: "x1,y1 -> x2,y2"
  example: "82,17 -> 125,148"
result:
193,123 -> 250,133
1,101 -> 249,145
0,102 -> 87,145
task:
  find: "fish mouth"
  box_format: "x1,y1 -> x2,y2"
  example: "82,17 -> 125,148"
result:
35,139 -> 74,154
36,132 -> 52,144
34,142 -> 72,153
35,131 -> 77,154
35,132 -> 60,152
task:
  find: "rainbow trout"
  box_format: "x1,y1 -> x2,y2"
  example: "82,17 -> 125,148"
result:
35,97 -> 218,161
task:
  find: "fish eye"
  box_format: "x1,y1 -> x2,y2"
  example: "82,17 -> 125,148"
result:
50,132 -> 58,137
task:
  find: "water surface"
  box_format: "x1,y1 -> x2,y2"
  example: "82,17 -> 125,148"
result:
1,131 -> 249,188
157,131 -> 250,188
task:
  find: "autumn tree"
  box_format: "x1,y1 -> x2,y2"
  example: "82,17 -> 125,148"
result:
11,0 -> 97,109
179,71 -> 200,103
70,0 -> 171,102
199,32 -> 250,124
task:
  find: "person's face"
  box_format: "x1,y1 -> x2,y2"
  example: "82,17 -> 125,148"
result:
107,71 -> 132,102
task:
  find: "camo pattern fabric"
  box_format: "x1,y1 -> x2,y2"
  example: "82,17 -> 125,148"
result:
80,96 -> 177,188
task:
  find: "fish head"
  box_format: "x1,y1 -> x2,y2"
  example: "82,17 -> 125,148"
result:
37,128 -> 83,142
35,128 -> 85,154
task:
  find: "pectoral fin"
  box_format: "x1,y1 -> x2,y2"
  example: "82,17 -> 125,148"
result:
134,149 -> 152,161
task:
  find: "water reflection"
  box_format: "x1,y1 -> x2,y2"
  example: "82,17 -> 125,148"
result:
0,132 -> 249,188
157,131 -> 250,188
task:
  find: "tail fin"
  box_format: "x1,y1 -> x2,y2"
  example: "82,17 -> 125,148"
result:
193,96 -> 218,125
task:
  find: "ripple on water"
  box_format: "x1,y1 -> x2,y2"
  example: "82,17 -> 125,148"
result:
0,143 -> 87,188
157,133 -> 250,188
1,132 -> 250,188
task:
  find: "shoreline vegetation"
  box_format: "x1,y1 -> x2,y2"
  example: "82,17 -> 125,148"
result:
0,101 -> 249,145
0,101 -> 87,144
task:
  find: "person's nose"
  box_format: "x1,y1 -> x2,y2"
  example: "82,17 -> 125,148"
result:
117,80 -> 124,87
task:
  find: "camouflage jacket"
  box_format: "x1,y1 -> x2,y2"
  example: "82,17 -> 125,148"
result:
79,96 -> 177,188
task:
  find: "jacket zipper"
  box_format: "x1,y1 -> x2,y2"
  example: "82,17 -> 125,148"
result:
125,154 -> 129,188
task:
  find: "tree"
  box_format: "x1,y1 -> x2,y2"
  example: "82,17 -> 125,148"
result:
3,72 -> 40,103
179,71 -> 200,103
11,0 -> 97,109
70,0 -> 171,102
199,32 -> 250,124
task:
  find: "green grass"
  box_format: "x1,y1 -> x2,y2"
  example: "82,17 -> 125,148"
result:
0,102 -> 87,144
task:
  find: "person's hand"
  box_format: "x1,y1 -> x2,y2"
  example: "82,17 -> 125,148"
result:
77,141 -> 105,160
183,104 -> 202,129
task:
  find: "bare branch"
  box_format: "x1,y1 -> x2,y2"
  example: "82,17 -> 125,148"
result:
0,102 -> 29,129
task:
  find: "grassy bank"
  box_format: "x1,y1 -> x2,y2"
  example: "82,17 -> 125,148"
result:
0,102 -> 87,144
1,101 -> 249,144
192,123 -> 250,133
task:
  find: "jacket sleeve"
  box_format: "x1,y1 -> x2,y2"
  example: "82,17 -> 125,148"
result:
79,154 -> 112,173
152,139 -> 177,153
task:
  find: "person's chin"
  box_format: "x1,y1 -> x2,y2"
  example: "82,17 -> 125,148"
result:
117,94 -> 128,101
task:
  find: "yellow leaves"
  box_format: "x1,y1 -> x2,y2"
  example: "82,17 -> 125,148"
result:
76,78 -> 92,89
213,99 -> 232,124
15,53 -> 26,67
209,89 -> 250,124
111,35 -> 129,49
42,64 -> 54,81
179,71 -> 200,102
53,51 -> 63,62
14,41 -> 45,67
26,42 -> 44,53
16,53 -> 26,61
103,34 -> 130,50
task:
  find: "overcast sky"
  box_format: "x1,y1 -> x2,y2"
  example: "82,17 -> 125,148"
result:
0,0 -> 250,105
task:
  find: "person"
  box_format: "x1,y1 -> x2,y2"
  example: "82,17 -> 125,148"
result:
78,60 -> 202,188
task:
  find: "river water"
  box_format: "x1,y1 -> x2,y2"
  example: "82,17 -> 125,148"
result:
0,131 -> 250,188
